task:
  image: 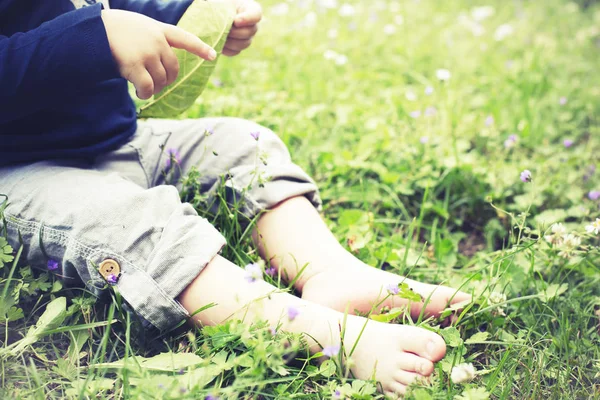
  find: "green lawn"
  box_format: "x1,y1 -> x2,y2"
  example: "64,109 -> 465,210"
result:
2,0 -> 600,398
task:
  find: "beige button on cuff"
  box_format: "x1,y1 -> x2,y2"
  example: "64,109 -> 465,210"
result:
99,259 -> 121,280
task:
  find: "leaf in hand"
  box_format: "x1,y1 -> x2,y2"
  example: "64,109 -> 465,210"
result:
137,1 -> 236,118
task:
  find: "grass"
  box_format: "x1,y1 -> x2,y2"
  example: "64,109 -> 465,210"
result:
2,0 -> 600,398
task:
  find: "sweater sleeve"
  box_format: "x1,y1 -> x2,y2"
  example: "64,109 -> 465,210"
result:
0,3 -> 121,125
110,0 -> 194,25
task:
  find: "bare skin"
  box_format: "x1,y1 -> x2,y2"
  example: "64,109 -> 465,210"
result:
253,196 -> 472,319
177,197 -> 471,397
178,255 -> 447,397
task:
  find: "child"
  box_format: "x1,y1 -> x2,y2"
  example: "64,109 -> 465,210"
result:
0,0 -> 470,396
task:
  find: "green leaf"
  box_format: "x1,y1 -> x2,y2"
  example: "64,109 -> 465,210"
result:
454,387 -> 490,400
35,296 -> 67,332
0,237 -> 14,269
137,1 -> 236,118
538,283 -> 568,303
96,351 -> 204,372
369,307 -> 406,323
319,359 -> 336,377
440,327 -> 463,347
465,331 -> 490,345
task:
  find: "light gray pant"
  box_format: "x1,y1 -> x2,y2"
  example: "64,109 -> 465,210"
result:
0,118 -> 321,331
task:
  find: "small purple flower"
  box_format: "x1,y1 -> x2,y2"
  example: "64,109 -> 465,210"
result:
165,148 -> 181,169
47,259 -> 59,271
269,326 -> 277,336
559,96 -> 568,106
107,274 -> 119,285
244,263 -> 263,283
424,86 -> 434,95
424,106 -> 437,117
205,126 -> 214,136
420,136 -> 429,144
485,115 -> 494,127
563,139 -> 574,148
158,384 -> 165,390
250,131 -> 260,141
386,283 -> 400,295
322,344 -> 341,357
287,306 -> 300,321
409,110 -> 421,119
333,389 -> 342,399
588,190 -> 600,200
520,169 -> 532,183
205,395 -> 220,400
265,266 -> 276,277
504,134 -> 518,148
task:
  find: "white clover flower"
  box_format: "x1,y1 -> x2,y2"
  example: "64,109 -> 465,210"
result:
383,24 -> 397,35
494,24 -> 514,41
317,0 -> 337,9
436,68 -> 451,81
558,233 -> 582,258
585,218 -> 600,235
323,49 -> 338,60
488,291 -> 506,305
303,12 -> 317,28
471,6 -> 495,22
338,3 -> 356,17
451,363 -> 477,384
545,223 -> 567,245
334,54 -> 348,66
405,90 -> 417,101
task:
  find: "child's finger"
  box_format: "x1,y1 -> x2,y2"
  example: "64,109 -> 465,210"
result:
131,68 -> 154,100
224,38 -> 252,52
234,1 -> 262,28
162,24 -> 217,61
145,58 -> 168,94
161,49 -> 180,86
228,25 -> 258,40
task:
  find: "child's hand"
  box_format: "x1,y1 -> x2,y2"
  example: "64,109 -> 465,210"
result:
211,0 -> 262,56
101,9 -> 217,100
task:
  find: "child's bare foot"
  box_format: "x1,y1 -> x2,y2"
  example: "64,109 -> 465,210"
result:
180,255 -> 447,397
301,264 -> 471,319
319,312 -> 447,397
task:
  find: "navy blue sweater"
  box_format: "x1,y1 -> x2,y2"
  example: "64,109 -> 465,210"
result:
0,0 -> 193,166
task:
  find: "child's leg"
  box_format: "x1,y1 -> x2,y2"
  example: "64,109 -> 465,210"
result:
253,196 -> 471,318
178,254 -> 447,397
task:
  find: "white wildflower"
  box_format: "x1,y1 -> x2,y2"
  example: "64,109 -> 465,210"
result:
324,49 -> 338,60
451,363 -> 477,384
436,68 -> 451,81
334,54 -> 348,66
488,291 -> 507,316
558,233 -> 581,258
394,14 -> 404,25
303,11 -> 317,28
585,218 -> 600,235
471,6 -> 495,22
494,24 -> 514,41
317,0 -> 337,9
327,28 -> 338,39
405,90 -> 417,101
544,223 -> 567,245
338,3 -> 356,17
383,24 -> 397,35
